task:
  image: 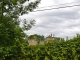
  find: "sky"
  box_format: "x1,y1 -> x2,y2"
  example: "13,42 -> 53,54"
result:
19,0 -> 80,39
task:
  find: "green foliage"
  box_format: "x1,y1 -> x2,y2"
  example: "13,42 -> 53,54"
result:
0,0 -> 41,60
1,0 -> 80,60
0,0 -> 40,18
0,16 -> 28,60
24,34 -> 80,60
0,16 -> 15,46
0,0 -> 40,30
22,19 -> 36,31
28,34 -> 45,44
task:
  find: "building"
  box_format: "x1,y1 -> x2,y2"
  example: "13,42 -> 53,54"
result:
28,39 -> 45,45
39,41 -> 44,44
28,34 -> 55,45
28,39 -> 37,45
46,34 -> 54,42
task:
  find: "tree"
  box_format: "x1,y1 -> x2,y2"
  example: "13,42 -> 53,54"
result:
0,0 -> 40,30
0,0 -> 41,59
29,34 -> 45,44
0,15 -> 30,59
0,0 -> 41,45
0,0 -> 41,46
0,0 -> 40,17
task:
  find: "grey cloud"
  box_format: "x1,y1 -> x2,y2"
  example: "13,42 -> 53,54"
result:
21,0 -> 80,39
36,9 -> 80,19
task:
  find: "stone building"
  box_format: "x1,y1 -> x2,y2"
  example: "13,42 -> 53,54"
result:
28,39 -> 37,45
39,41 -> 44,44
28,39 -> 45,45
28,34 -> 55,45
46,34 -> 54,42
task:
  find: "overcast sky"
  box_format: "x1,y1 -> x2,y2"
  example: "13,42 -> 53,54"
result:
20,0 -> 80,39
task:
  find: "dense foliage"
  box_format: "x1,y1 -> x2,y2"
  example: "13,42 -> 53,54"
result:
28,34 -> 45,43
0,0 -> 40,60
0,16 -> 28,60
0,0 -> 80,60
24,34 -> 80,60
0,33 -> 80,60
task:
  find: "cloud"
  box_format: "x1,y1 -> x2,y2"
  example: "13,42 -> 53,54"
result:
54,0 -> 75,4
20,0 -> 80,39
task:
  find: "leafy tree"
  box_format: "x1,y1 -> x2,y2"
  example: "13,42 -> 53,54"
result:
29,34 -> 45,44
0,0 -> 40,18
0,0 -> 41,45
0,0 -> 40,30
0,15 -> 29,59
0,0 -> 41,59
0,0 -> 41,46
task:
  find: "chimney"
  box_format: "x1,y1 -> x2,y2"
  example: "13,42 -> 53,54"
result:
51,34 -> 52,37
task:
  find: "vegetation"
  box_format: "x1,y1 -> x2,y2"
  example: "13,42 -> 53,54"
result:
0,0 -> 40,60
0,0 -> 80,60
28,34 -> 45,44
25,34 -> 80,60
